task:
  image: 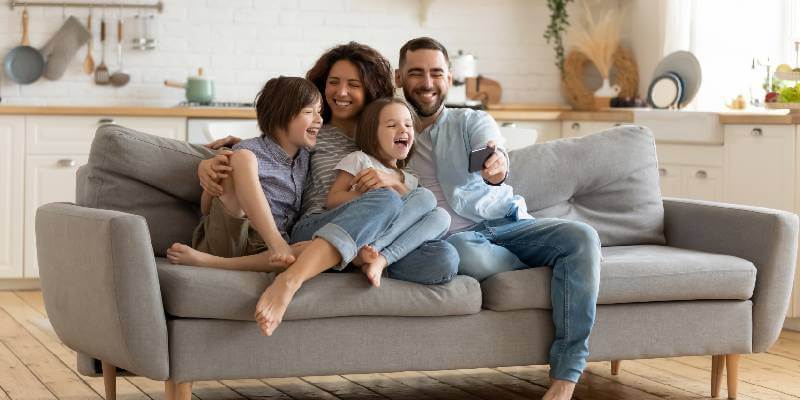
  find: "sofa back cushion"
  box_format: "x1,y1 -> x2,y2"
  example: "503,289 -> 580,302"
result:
77,124 -> 214,256
507,125 -> 665,246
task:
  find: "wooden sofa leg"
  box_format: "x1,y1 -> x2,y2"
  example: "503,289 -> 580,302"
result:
711,355 -> 725,398
101,361 -> 116,400
611,360 -> 621,375
726,354 -> 740,399
165,380 -> 192,400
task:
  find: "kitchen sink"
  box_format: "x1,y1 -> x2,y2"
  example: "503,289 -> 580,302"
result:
633,109 -> 723,144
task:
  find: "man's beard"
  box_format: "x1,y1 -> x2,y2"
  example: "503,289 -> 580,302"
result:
403,87 -> 446,118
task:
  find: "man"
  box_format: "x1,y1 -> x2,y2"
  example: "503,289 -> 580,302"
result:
396,37 -> 602,400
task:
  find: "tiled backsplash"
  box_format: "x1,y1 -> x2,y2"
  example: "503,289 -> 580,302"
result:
0,0 -> 570,106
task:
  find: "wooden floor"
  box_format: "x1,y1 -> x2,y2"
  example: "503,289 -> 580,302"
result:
2,291 -> 800,400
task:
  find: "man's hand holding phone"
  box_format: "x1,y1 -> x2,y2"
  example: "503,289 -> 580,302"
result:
480,140 -> 507,185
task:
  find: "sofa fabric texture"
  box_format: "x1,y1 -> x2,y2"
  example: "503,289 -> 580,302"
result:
157,259 -> 483,321
508,125 -> 665,246
76,125 -> 213,256
481,245 -> 757,311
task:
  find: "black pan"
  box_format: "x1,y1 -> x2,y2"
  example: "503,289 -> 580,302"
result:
3,9 -> 45,85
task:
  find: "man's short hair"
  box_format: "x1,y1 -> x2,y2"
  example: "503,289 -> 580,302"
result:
398,37 -> 449,68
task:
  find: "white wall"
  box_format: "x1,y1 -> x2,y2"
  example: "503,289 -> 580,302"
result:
0,0 -> 567,106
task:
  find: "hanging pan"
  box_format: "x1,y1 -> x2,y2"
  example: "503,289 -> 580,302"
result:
3,8 -> 46,84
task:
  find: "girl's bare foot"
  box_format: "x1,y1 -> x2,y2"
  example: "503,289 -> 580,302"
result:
166,243 -> 213,266
542,379 -> 576,400
254,274 -> 301,336
358,245 -> 388,288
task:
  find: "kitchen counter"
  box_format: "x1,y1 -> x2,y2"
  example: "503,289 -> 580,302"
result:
718,110 -> 800,125
0,105 -> 256,119
0,105 -> 797,125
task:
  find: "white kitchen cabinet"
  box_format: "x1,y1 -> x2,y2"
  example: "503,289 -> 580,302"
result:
561,120 -> 626,138
24,155 -> 89,278
723,125 -> 796,212
657,164 -> 683,198
26,115 -> 186,154
657,144 -> 724,202
0,117 -> 25,278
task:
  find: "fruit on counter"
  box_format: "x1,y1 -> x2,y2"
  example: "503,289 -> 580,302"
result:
765,91 -> 779,103
780,84 -> 800,102
777,64 -> 793,73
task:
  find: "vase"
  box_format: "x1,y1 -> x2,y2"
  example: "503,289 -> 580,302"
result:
594,78 -> 621,110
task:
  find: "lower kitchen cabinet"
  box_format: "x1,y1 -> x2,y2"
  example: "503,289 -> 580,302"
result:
0,117 -> 25,278
24,155 -> 89,278
657,144 -> 724,202
723,125 -> 796,212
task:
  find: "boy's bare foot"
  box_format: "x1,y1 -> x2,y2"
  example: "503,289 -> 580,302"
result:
358,245 -> 388,288
254,273 -> 301,336
266,241 -> 311,267
166,243 -> 213,266
542,379 -> 576,400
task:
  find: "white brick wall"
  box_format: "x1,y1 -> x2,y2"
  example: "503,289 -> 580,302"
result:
0,0 -> 569,106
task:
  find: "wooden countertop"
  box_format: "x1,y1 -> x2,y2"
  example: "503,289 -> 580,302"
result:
0,105 -> 256,118
0,105 -> 796,125
717,110 -> 800,125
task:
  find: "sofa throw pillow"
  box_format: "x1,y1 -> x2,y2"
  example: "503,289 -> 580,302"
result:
77,124 -> 214,256
507,125 -> 665,246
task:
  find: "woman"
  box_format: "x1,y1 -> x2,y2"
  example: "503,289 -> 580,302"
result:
201,42 -> 459,336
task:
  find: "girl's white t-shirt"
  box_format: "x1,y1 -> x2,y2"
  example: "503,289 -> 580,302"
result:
334,151 -> 418,191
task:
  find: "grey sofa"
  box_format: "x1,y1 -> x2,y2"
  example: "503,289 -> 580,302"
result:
36,124 -> 798,400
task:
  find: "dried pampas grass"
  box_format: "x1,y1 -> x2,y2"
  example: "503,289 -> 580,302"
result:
569,1 -> 624,79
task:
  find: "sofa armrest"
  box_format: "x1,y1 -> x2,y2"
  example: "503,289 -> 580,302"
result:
36,203 -> 169,380
662,197 -> 799,353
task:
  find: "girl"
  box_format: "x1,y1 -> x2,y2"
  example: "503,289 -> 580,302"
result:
327,97 -> 450,287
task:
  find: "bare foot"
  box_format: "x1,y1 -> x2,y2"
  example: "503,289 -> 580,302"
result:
267,241 -> 312,268
166,243 -> 214,266
254,274 -> 301,336
542,379 -> 576,400
358,245 -> 388,288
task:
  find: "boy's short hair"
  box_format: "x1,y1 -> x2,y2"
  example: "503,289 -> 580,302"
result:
398,37 -> 450,68
255,76 -> 321,139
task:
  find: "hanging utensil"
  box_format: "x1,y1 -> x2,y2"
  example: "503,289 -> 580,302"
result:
83,11 -> 95,75
110,15 -> 129,87
3,7 -> 46,84
94,8 -> 110,85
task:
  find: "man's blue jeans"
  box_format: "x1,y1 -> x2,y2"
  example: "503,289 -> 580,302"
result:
291,188 -> 458,284
447,217 -> 602,382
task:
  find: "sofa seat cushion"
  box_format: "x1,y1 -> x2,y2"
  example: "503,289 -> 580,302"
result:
156,258 -> 482,321
481,245 -> 757,311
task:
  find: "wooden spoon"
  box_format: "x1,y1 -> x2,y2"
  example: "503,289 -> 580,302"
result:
83,14 -> 95,75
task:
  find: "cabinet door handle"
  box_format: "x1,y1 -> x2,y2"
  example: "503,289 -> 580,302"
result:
571,122 -> 581,130
751,127 -> 763,136
658,168 -> 667,177
501,122 -> 516,127
98,118 -> 115,125
695,170 -> 708,179
57,159 -> 77,168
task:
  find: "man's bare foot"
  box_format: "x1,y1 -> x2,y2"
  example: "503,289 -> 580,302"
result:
358,245 -> 388,288
254,274 -> 301,336
542,379 -> 576,400
166,243 -> 214,266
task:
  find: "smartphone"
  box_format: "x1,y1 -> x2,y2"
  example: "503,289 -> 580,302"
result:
468,146 -> 496,173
